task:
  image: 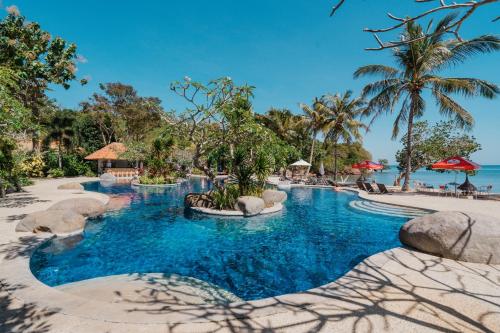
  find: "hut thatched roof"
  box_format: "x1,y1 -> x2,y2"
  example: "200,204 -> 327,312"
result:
85,142 -> 127,161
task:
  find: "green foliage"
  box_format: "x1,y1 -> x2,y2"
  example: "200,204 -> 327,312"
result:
43,150 -> 92,177
356,17 -> 499,189
47,168 -> 64,178
81,82 -> 165,143
138,175 -> 176,185
18,153 -> 45,177
73,112 -> 105,153
211,184 -> 240,210
394,120 -> 481,184
378,159 -> 390,170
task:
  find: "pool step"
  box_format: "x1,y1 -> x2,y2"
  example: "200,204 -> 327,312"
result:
349,200 -> 429,219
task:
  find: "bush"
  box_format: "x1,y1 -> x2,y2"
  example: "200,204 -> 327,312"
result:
212,184 -> 240,210
63,153 -> 91,176
47,168 -> 64,178
18,154 -> 45,178
43,150 -> 92,177
138,175 -> 176,185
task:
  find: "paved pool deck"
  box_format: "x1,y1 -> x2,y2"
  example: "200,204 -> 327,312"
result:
1,178 -> 499,332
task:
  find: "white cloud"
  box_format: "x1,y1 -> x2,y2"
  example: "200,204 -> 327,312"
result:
76,54 -> 88,64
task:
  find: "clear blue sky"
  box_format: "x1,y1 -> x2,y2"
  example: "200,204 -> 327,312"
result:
3,1 -> 499,163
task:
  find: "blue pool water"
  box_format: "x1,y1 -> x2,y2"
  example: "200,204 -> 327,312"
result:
30,179 -> 409,300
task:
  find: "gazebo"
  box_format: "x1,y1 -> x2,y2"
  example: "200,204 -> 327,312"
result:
289,159 -> 311,180
85,142 -> 137,178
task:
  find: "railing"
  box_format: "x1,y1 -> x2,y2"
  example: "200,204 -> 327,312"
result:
104,168 -> 137,178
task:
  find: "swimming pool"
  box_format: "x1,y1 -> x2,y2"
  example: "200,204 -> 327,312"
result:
30,179 -> 410,301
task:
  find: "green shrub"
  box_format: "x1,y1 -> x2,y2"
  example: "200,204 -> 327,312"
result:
84,169 -> 96,177
43,150 -> 92,177
212,184 -> 240,210
18,154 -> 45,178
138,175 -> 176,185
47,168 -> 64,178
62,153 -> 91,176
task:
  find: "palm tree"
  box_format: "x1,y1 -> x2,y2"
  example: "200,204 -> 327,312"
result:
354,14 -> 499,191
300,98 -> 331,173
45,111 -> 75,169
256,108 -> 309,146
316,92 -> 366,181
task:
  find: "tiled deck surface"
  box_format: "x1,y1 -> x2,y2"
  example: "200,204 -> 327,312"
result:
1,178 -> 499,332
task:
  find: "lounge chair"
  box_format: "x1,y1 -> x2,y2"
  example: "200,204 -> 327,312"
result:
376,183 -> 392,194
356,181 -> 367,191
364,182 -> 379,194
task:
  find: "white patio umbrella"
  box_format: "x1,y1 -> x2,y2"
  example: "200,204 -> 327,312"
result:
319,162 -> 325,176
290,159 -> 312,167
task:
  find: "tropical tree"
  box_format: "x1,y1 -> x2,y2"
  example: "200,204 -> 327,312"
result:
316,91 -> 366,181
394,120 -> 481,185
44,111 -> 75,169
0,11 -> 86,150
354,15 -> 499,191
300,98 -> 331,173
80,83 -> 165,144
256,108 -> 310,159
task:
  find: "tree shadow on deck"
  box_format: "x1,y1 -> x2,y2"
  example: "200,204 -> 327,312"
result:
0,192 -> 49,209
112,249 -> 500,332
0,280 -> 58,333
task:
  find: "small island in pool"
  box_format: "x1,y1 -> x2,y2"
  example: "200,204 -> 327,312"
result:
185,187 -> 287,217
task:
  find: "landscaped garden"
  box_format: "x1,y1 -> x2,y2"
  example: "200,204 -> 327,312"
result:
0,2 -> 499,332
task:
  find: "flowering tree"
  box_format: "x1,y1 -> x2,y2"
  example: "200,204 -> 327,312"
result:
0,11 -> 86,149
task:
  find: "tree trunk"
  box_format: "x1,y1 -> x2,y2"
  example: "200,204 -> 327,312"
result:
333,142 -> 338,182
402,99 -> 416,192
307,131 -> 316,174
58,141 -> 63,169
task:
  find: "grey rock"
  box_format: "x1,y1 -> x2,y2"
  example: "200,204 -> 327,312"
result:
184,193 -> 215,208
235,196 -> 265,216
400,211 -> 500,264
57,182 -> 84,190
262,190 -> 287,207
99,173 -> 116,182
48,198 -> 107,217
16,210 -> 85,234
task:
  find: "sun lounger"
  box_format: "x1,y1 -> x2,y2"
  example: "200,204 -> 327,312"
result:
356,181 -> 367,191
376,183 -> 392,194
364,182 -> 379,194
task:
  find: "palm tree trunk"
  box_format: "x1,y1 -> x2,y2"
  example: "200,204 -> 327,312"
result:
402,100 -> 416,192
58,140 -> 63,169
333,142 -> 338,182
307,131 -> 316,174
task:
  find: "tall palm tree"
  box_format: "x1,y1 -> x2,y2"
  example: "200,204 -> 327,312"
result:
45,112 -> 75,169
255,108 -> 300,143
300,98 -> 331,173
316,91 -> 366,181
354,14 -> 499,191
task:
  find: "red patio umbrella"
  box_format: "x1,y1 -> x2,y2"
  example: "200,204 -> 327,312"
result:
431,156 -> 480,195
430,156 -> 480,171
352,160 -> 384,171
352,160 -> 383,181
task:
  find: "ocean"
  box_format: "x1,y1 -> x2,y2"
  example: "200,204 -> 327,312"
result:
370,165 -> 500,192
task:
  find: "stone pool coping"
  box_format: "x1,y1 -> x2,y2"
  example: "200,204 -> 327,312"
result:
1,177 -> 499,332
190,203 -> 283,216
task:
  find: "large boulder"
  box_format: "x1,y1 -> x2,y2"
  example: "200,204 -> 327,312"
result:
57,182 -> 84,190
262,189 -> 287,207
235,196 -> 265,217
400,211 -> 500,264
48,198 -> 107,218
184,193 -> 215,209
16,210 -> 85,234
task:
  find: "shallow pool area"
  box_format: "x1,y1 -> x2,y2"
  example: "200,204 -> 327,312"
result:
30,179 -> 410,301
